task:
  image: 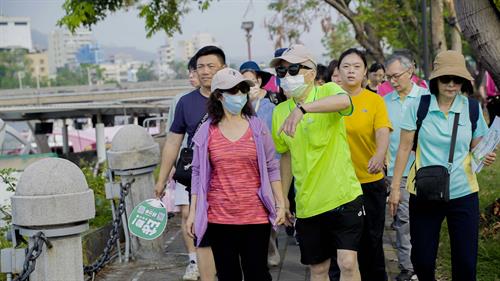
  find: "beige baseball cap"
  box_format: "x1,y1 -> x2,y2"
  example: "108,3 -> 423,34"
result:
211,68 -> 255,92
270,44 -> 317,69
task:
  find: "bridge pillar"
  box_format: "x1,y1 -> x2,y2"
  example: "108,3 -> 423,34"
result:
10,158 -> 96,281
107,125 -> 164,260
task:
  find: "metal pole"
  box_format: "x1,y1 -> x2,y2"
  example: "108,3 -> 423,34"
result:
62,120 -> 69,155
422,0 -> 430,80
17,72 -> 23,89
246,32 -> 252,61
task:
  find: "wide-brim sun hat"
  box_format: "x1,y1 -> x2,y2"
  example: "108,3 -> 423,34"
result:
429,50 -> 474,82
269,44 -> 317,69
239,61 -> 273,86
211,68 -> 255,93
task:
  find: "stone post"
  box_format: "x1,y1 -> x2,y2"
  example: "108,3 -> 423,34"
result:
107,125 -> 163,260
11,158 -> 95,281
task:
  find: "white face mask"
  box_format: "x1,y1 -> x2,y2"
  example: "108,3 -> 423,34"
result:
280,75 -> 308,98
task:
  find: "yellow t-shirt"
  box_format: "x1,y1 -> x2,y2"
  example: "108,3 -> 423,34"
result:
344,89 -> 392,184
272,82 -> 362,218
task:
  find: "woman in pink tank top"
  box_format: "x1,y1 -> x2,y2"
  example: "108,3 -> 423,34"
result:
186,68 -> 286,281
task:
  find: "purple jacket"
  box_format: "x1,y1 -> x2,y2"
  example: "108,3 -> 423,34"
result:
191,116 -> 281,246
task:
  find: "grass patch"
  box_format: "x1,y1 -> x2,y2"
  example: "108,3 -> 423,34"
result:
437,160 -> 500,280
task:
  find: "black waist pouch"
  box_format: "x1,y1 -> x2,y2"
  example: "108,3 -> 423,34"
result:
414,165 -> 450,202
173,147 -> 193,191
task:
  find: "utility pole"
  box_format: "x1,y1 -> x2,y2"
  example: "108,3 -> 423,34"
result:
241,21 -> 254,61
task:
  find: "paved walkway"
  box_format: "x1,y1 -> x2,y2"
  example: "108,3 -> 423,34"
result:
95,210 -> 401,281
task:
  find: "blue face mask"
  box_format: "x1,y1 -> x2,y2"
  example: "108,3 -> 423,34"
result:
221,92 -> 248,115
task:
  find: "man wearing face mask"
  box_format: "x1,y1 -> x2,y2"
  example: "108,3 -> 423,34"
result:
271,44 -> 364,281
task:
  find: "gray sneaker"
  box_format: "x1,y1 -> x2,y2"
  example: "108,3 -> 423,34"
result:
396,269 -> 415,281
182,261 -> 199,280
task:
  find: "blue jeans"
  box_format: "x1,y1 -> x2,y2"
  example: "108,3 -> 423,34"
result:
409,192 -> 479,281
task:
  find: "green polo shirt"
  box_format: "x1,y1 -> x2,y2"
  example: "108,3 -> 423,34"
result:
272,82 -> 362,218
401,94 -> 488,199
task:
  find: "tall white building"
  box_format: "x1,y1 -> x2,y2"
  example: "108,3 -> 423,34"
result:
0,16 -> 33,50
48,28 -> 94,76
157,40 -> 175,81
178,33 -> 218,61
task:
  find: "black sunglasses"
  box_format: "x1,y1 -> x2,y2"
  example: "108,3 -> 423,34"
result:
225,83 -> 250,94
275,64 -> 311,78
438,75 -> 465,85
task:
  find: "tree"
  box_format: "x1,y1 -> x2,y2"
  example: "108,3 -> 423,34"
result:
136,63 -> 157,82
431,0 -> 448,54
168,60 -> 189,80
455,0 -> 500,89
59,0 -> 211,37
0,49 -> 31,90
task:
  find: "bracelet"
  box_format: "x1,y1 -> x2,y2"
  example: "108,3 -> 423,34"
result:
275,206 -> 285,209
297,103 -> 307,114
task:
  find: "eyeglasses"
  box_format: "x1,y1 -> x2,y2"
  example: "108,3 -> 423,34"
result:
386,69 -> 410,81
438,75 -> 465,85
225,83 -> 250,94
275,64 -> 311,78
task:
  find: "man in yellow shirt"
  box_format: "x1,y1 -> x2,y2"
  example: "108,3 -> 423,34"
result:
272,44 -> 363,281
338,48 -> 392,281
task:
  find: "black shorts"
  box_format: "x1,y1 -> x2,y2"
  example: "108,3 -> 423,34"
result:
295,195 -> 364,265
194,231 -> 211,248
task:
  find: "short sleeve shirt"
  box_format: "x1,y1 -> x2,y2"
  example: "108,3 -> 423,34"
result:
383,84 -> 429,177
169,89 -> 208,145
344,89 -> 393,183
401,94 -> 488,199
272,82 -> 362,218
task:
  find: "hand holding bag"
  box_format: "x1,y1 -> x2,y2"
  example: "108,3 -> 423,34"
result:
414,112 -> 460,202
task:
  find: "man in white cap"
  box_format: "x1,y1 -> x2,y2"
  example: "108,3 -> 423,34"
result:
271,44 -> 364,281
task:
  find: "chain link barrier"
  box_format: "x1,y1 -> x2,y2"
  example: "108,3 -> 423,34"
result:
13,232 -> 53,281
83,179 -> 133,276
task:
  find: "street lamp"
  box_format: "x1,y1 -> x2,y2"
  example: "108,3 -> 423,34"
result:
241,21 -> 254,61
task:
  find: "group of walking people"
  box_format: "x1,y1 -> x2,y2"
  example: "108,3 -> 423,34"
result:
154,43 -> 497,281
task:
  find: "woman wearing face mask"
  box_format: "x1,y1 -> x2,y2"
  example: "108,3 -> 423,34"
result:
186,68 -> 286,281
239,61 -> 277,132
339,48 -> 392,281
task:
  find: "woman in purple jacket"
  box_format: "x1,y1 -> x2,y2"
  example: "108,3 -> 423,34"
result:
186,68 -> 286,281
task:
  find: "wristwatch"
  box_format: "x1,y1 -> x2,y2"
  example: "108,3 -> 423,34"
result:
297,103 -> 307,114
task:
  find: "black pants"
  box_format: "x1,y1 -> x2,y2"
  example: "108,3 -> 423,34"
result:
207,223 -> 272,281
410,193 -> 479,281
486,95 -> 500,126
358,179 -> 388,281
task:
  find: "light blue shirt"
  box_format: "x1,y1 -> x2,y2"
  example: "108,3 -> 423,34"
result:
384,84 -> 429,177
401,93 -> 488,199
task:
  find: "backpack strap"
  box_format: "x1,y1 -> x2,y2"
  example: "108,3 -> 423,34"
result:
467,97 -> 479,135
412,94 -> 431,151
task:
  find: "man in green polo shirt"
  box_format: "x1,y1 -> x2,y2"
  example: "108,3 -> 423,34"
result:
271,44 -> 363,281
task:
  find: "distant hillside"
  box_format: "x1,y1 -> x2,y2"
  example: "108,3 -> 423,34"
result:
100,46 -> 156,62
31,29 -> 156,62
32,29 -> 48,50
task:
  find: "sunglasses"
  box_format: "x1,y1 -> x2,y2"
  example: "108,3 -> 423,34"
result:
225,83 -> 251,94
275,64 -> 311,78
438,75 -> 465,85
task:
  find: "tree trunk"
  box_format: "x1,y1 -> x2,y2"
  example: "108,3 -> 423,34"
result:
323,0 -> 385,63
431,0 -> 448,55
444,0 -> 462,52
455,0 -> 500,89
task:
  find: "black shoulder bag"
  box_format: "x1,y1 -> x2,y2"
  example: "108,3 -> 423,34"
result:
173,113 -> 208,190
414,112 -> 460,202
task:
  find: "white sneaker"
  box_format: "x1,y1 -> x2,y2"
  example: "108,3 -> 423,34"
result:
182,261 -> 200,280
268,251 -> 281,267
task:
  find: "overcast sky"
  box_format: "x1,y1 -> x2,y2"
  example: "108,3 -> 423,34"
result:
1,0 -> 331,64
